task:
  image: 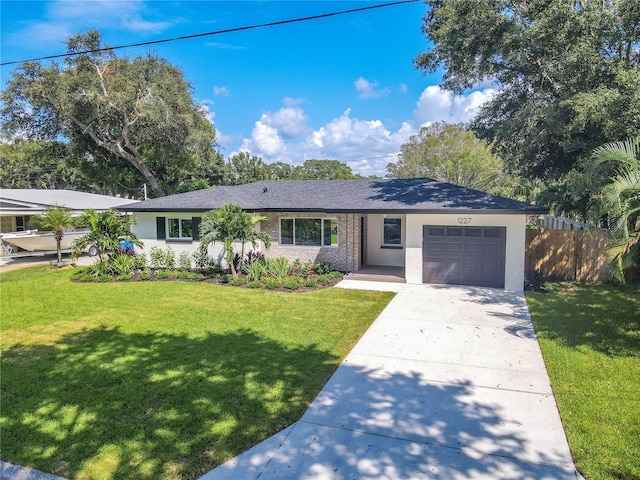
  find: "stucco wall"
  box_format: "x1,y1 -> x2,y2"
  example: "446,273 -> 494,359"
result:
366,214 -> 406,266
131,211 -> 361,272
131,212 -> 249,266
404,213 -> 527,291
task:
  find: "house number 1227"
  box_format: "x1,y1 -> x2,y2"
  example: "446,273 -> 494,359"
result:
458,217 -> 471,224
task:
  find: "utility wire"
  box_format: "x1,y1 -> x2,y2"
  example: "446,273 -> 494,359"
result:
1,0 -> 419,67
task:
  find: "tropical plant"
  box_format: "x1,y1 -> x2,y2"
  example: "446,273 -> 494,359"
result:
243,261 -> 265,282
587,137 -> 640,282
111,253 -> 135,276
198,204 -> 271,277
72,209 -> 142,262
31,206 -> 75,267
265,257 -> 290,280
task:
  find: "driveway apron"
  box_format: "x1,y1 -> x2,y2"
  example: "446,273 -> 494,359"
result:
202,282 -> 579,479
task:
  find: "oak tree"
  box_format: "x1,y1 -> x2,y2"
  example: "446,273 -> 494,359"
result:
388,122 -> 504,192
1,30 -> 219,197
416,0 -> 640,180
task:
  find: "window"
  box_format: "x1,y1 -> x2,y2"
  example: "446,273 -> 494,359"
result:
323,219 -> 338,246
280,218 -> 338,246
15,216 -> 28,232
383,218 -> 402,246
167,218 -> 193,239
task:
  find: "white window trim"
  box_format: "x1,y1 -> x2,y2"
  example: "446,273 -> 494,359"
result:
382,217 -> 403,247
279,217 -> 338,247
167,217 -> 193,240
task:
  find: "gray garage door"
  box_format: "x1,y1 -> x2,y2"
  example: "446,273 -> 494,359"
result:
423,226 -> 506,288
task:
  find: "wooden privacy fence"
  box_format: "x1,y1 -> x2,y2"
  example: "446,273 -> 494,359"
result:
525,229 -> 612,282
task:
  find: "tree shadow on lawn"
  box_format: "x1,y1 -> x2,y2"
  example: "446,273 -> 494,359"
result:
526,284 -> 640,357
1,327 -> 339,480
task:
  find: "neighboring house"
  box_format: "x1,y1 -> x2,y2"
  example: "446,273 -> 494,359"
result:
0,189 -> 138,233
120,178 -> 548,291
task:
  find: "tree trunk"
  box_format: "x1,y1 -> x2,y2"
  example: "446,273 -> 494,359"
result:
71,117 -> 167,197
56,238 -> 62,267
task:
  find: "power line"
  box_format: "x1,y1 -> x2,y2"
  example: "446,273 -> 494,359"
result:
1,0 -> 419,67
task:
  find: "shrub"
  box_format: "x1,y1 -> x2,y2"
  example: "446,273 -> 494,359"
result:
91,259 -> 114,277
164,247 -> 176,270
156,270 -> 172,279
71,267 -> 92,279
111,253 -> 135,275
315,261 -> 332,275
178,251 -> 192,271
329,271 -> 344,279
116,274 -> 132,281
220,274 -> 233,284
75,273 -> 95,282
266,257 -> 290,279
132,253 -> 148,271
246,250 -> 265,264
247,280 -> 263,289
263,277 -> 281,289
305,278 -> 318,288
96,274 -> 111,283
291,259 -> 314,278
192,248 -> 214,271
137,272 -> 151,281
149,246 -> 166,270
283,277 -> 300,290
525,269 -> 546,292
177,271 -> 204,280
230,277 -> 247,286
243,261 -> 264,281
232,253 -> 244,274
318,274 -> 333,286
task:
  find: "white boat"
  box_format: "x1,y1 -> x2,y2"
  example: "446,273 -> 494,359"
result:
0,230 -> 97,256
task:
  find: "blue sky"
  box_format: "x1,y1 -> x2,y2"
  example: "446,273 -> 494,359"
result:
0,0 -> 496,176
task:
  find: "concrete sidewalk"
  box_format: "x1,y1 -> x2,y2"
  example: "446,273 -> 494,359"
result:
202,281 -> 580,479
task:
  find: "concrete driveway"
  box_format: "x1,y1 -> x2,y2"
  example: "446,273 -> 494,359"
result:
203,281 -> 580,480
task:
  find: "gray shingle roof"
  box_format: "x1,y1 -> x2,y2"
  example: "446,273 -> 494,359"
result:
1,189 -> 138,211
120,179 -> 549,214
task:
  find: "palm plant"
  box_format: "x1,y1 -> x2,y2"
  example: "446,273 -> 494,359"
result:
31,206 -> 75,267
72,209 -> 143,263
587,137 -> 640,282
199,204 -> 272,277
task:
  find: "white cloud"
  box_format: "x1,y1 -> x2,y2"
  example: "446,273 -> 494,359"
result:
199,100 -> 216,123
122,16 -> 173,33
49,0 -> 144,20
204,42 -> 247,51
399,83 -> 408,94
233,108 -> 414,177
283,97 -> 305,107
354,77 -> 391,99
5,0 -> 173,47
413,85 -> 498,126
226,84 -> 498,177
213,86 -> 230,96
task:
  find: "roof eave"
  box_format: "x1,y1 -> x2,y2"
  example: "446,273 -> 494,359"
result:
122,206 -> 549,215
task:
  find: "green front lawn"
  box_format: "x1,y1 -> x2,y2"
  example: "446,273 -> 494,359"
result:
0,267 -> 394,480
527,283 -> 640,480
